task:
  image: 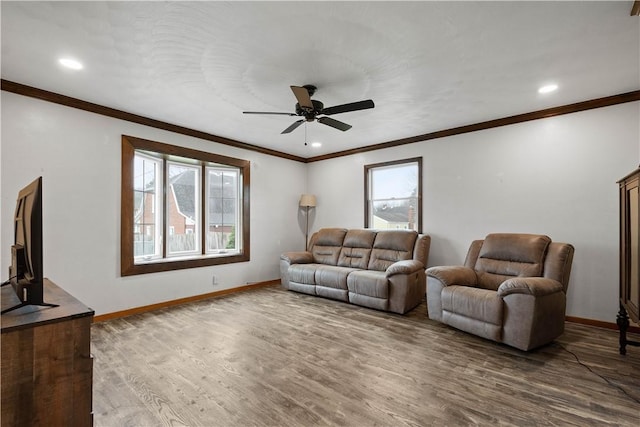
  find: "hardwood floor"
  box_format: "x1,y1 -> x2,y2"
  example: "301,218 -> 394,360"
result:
91,285 -> 640,426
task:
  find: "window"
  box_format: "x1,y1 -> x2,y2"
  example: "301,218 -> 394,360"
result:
121,135 -> 250,276
364,157 -> 422,232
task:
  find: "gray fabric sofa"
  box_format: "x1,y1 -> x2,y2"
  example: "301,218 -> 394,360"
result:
280,228 -> 431,314
426,233 -> 574,351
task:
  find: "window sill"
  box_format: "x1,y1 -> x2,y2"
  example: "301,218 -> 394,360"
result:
122,252 -> 249,276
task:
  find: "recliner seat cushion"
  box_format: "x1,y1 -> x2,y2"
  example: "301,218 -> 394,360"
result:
288,264 -> 319,285
315,265 -> 357,290
347,270 -> 388,299
441,285 -> 503,326
441,285 -> 504,342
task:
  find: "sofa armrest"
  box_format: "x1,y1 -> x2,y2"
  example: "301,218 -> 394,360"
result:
280,251 -> 313,264
386,260 -> 424,277
497,277 -> 563,297
426,266 -> 477,287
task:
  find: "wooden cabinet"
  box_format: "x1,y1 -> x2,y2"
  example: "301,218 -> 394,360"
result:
617,167 -> 640,355
1,279 -> 94,426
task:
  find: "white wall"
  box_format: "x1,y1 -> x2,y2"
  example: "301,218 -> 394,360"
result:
3,90 -> 638,323
1,92 -> 308,315
308,102 -> 640,322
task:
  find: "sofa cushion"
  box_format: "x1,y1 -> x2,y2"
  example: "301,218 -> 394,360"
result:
338,247 -> 372,269
347,270 -> 388,299
311,228 -> 347,265
338,229 -> 376,269
315,265 -> 358,290
368,230 -> 417,271
474,234 -> 551,291
288,264 -> 319,285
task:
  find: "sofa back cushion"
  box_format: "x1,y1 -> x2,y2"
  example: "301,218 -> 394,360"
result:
310,228 -> 347,265
338,229 -> 376,269
368,230 -> 417,271
473,233 -> 551,290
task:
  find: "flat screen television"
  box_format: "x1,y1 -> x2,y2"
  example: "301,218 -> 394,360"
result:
1,177 -> 58,314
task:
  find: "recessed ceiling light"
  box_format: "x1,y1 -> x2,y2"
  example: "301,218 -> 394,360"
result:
59,58 -> 83,70
311,142 -> 322,148
538,84 -> 558,94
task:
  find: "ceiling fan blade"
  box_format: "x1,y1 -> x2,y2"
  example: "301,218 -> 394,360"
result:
322,99 -> 375,116
290,86 -> 314,109
243,111 -> 297,116
317,116 -> 352,132
281,119 -> 305,134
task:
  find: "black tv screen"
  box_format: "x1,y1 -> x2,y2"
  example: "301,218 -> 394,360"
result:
2,177 -> 57,314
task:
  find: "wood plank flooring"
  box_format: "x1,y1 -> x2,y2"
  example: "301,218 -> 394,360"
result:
91,285 -> 640,426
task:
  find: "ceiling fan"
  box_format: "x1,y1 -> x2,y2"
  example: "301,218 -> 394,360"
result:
243,85 -> 375,134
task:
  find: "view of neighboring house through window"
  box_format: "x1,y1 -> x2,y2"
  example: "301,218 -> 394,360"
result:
365,157 -> 422,232
133,153 -> 162,259
122,135 -> 250,276
167,162 -> 201,257
207,168 -> 238,252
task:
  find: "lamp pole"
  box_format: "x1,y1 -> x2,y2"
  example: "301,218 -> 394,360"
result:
299,194 -> 317,251
305,205 -> 310,251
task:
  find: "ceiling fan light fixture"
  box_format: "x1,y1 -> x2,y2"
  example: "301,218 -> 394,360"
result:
311,142 -> 322,148
243,84 -> 375,135
58,57 -> 83,70
538,84 -> 558,94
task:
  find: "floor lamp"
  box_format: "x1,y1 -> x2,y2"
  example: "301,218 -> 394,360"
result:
299,194 -> 317,251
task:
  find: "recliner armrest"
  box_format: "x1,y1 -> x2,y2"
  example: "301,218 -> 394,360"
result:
497,277 -> 563,297
426,266 -> 477,287
280,251 -> 313,264
386,260 -> 424,277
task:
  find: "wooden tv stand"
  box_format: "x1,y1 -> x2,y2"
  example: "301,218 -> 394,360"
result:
1,279 -> 94,427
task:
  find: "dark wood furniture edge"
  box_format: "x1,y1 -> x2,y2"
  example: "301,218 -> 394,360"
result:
2,79 -> 638,164
1,278 -> 94,333
1,279 -> 94,426
617,168 -> 640,354
617,166 -> 640,184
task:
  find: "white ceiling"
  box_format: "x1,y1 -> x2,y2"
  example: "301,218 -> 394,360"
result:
2,1 -> 638,159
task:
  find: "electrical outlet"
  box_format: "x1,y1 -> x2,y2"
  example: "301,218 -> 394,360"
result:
212,275 -> 218,286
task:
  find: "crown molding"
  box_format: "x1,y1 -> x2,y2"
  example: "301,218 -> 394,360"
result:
306,90 -> 640,162
3,79 -> 638,164
0,79 -> 306,163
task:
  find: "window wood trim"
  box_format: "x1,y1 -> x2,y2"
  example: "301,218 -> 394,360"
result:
364,157 -> 423,233
121,135 -> 250,276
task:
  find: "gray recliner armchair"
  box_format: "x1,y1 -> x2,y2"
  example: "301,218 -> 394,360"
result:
426,233 -> 574,351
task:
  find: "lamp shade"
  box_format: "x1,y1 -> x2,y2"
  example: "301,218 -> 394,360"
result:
299,194 -> 317,207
